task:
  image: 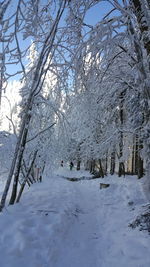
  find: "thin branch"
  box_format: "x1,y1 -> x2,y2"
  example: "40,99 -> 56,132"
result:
26,122 -> 56,143
103,8 -> 116,20
6,116 -> 17,136
118,44 -> 137,63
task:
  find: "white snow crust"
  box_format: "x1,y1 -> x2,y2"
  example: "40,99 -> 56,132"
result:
0,167 -> 150,267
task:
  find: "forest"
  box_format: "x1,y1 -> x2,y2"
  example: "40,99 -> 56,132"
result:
0,1 -> 150,266
0,0 -> 149,208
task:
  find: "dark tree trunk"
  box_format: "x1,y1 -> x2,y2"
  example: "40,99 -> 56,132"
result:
137,138 -> 144,178
118,91 -> 125,177
99,159 -> 104,178
110,151 -> 115,175
85,160 -> 89,171
105,152 -> 108,175
9,112 -> 32,205
135,134 -> 139,174
16,150 -> 38,203
118,162 -> 125,177
133,134 -> 144,178
76,160 -> 81,171
138,156 -> 144,179
90,160 -> 95,174
131,138 -> 135,175
39,161 -> 46,182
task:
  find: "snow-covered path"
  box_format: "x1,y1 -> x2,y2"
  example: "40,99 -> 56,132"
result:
51,180 -> 102,267
0,169 -> 150,267
48,170 -> 150,267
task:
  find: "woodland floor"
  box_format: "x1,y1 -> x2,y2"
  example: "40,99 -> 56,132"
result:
0,168 -> 150,267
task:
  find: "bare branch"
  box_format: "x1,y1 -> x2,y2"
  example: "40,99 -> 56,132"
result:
26,122 -> 56,143
6,115 -> 17,136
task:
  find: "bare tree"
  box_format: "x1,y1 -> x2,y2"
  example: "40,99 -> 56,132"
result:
0,0 -> 68,211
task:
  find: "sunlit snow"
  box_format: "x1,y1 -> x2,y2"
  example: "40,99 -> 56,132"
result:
0,167 -> 150,267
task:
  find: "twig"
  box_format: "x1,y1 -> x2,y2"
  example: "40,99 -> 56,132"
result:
26,122 -> 56,143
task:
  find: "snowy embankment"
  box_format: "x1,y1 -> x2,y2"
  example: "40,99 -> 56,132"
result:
0,168 -> 150,267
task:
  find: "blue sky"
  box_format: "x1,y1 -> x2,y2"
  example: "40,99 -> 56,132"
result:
85,1 -> 112,25
6,0 -> 121,81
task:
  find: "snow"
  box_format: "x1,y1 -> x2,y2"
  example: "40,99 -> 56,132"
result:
0,168 -> 150,267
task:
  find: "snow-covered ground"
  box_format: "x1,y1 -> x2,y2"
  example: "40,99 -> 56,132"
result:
0,167 -> 150,267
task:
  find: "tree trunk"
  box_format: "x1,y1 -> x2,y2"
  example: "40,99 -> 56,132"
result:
131,138 -> 135,175
9,111 -> 32,205
137,138 -> 144,178
99,159 -> 104,178
105,152 -> 108,175
76,160 -> 81,171
133,134 -> 144,178
131,0 -> 150,55
85,160 -> 90,171
127,6 -> 149,181
118,162 -> 125,177
110,151 -> 115,175
138,157 -> 144,179
0,107 -> 31,211
89,160 -> 95,174
16,150 -> 38,203
118,91 -> 125,177
134,134 -> 139,174
0,1 -> 67,212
